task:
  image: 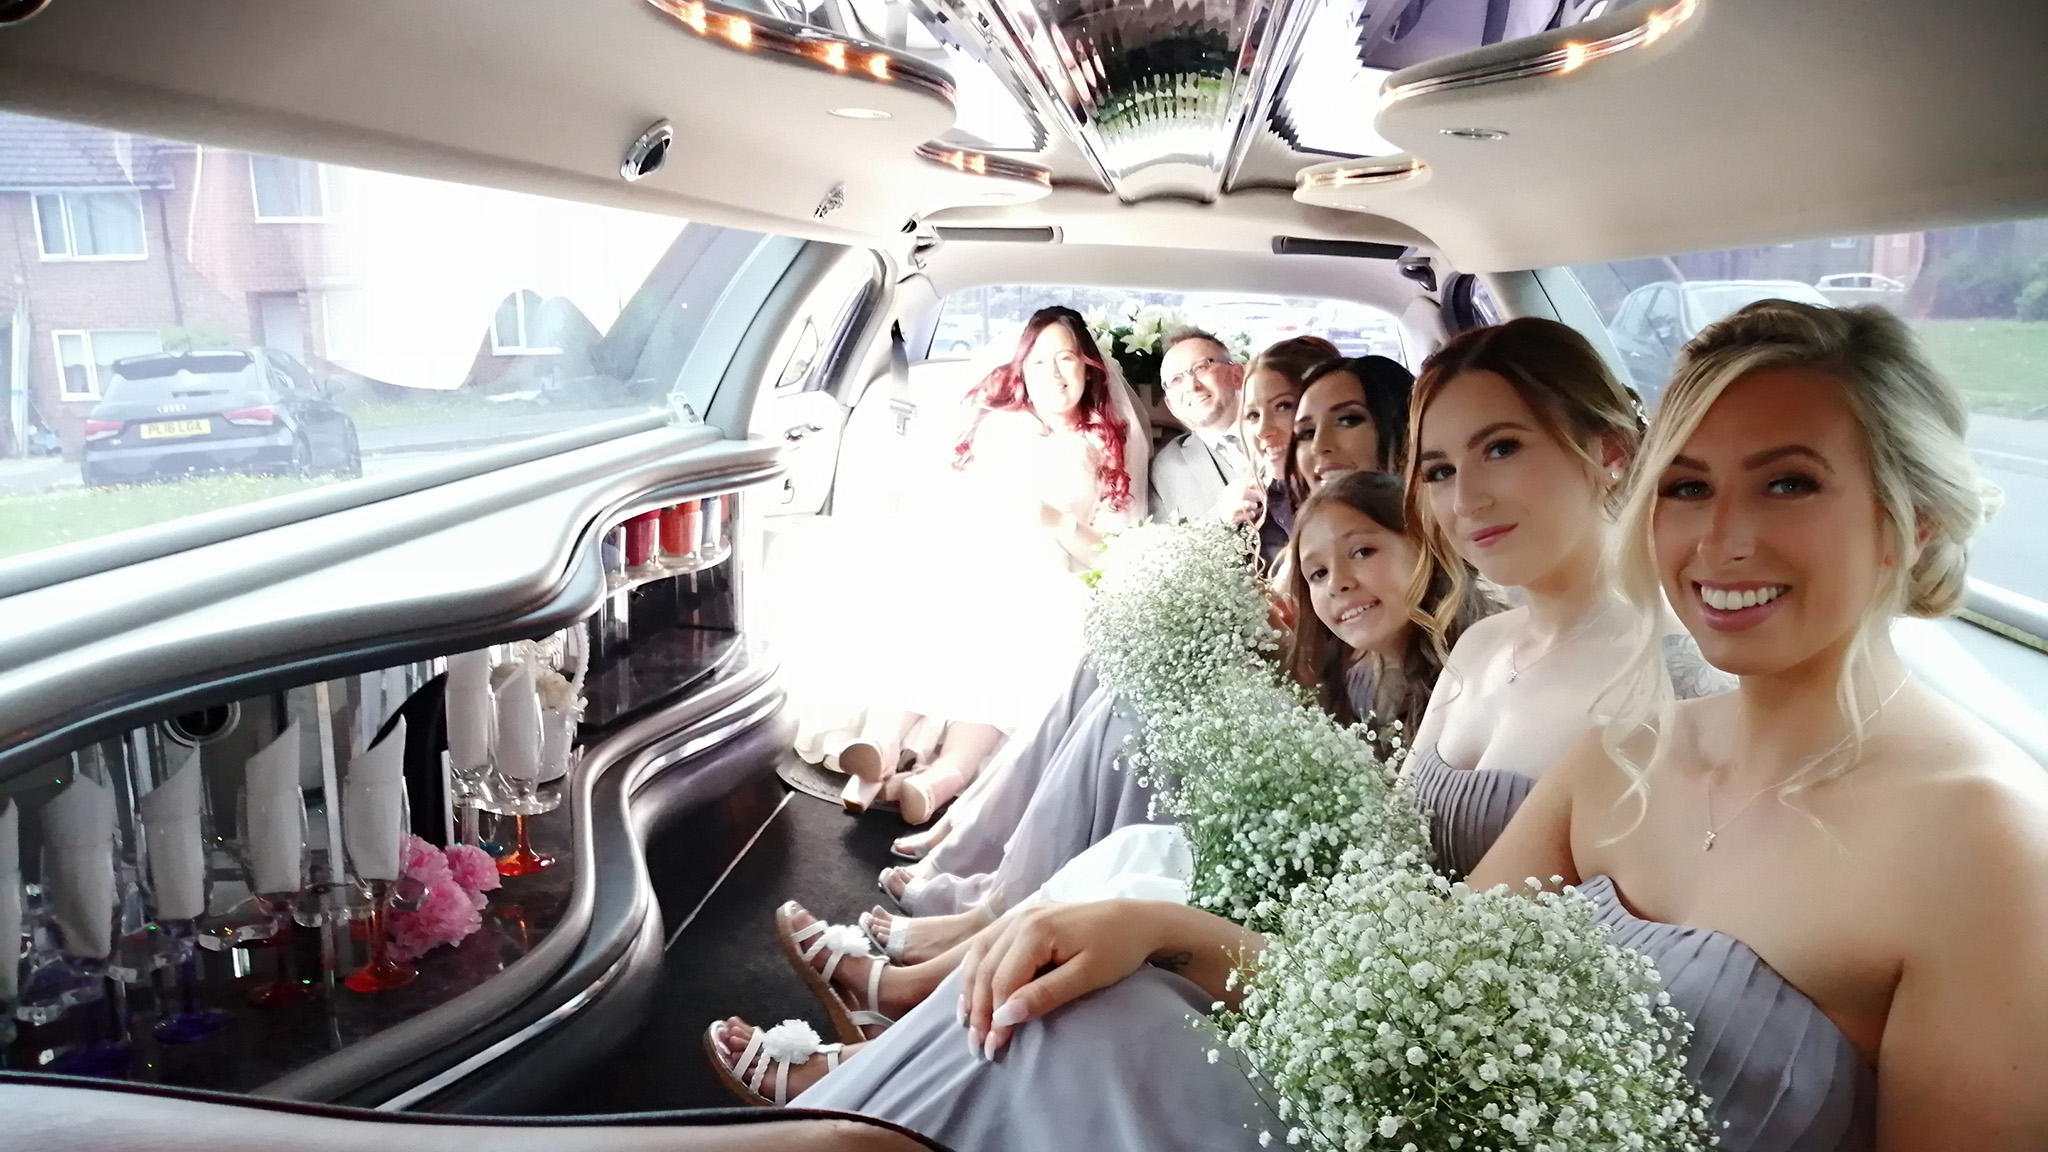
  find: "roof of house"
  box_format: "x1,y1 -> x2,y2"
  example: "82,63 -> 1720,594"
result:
0,111 -> 186,190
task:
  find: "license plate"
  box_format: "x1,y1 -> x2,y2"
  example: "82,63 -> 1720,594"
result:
138,419 -> 212,439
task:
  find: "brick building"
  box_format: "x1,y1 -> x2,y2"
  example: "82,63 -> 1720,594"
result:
0,111 -> 346,457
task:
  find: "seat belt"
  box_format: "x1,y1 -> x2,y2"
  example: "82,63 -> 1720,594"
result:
887,321 -> 914,436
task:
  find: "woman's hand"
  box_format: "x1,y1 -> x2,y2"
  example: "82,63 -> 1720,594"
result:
1214,478 -> 1265,528
958,900 -> 1263,1060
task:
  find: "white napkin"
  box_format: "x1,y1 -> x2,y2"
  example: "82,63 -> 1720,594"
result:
138,745 -> 207,921
0,800 -> 20,1001
539,707 -> 576,784
343,717 -> 407,882
43,773 -> 116,959
445,650 -> 494,775
246,720 -> 307,896
494,661 -> 542,782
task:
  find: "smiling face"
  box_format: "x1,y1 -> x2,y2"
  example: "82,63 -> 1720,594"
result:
1653,366 -> 1896,677
1241,367 -> 1304,479
1296,500 -> 1420,659
1293,372 -> 1380,492
1414,369 -> 1610,590
1022,321 -> 1090,423
1159,337 -> 1243,433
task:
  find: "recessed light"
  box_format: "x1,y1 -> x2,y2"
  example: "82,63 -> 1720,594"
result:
1440,127 -> 1508,141
831,107 -> 891,120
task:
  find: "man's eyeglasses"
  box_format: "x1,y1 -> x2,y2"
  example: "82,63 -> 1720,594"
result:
1164,357 -> 1229,392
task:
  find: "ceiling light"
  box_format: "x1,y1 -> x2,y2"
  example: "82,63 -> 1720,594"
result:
643,0 -> 953,104
914,142 -> 1052,186
831,107 -> 892,120
1440,127 -> 1508,141
1381,0 -> 1701,107
1297,157 -> 1427,191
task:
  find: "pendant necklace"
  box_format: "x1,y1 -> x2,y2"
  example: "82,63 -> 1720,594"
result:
1505,602 -> 1614,685
1700,675 -> 1910,851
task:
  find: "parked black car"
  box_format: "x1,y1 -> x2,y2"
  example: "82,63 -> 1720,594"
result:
80,348 -> 362,486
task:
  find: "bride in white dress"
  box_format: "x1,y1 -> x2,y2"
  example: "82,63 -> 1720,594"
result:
833,307 -> 1151,818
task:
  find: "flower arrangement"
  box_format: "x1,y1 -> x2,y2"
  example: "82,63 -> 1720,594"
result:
1143,668 -> 1428,934
1087,300 -> 1257,388
1221,851 -> 1715,1151
1079,519 -> 1715,1149
1082,519 -> 1276,719
388,834 -> 502,963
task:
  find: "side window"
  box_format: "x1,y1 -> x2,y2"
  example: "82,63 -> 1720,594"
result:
1643,286 -> 1682,348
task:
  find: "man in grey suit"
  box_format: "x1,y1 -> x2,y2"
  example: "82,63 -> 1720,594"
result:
1147,327 -> 1249,521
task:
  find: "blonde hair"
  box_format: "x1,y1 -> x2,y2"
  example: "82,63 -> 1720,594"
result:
1601,300 -> 1988,802
1401,318 -> 1644,663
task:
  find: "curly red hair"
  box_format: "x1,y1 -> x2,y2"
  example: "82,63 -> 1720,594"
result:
953,306 -> 1134,513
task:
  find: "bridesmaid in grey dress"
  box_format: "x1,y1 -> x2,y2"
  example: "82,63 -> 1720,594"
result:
780,306 -> 2047,1151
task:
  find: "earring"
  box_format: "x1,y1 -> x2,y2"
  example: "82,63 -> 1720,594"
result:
1608,468 -> 1624,480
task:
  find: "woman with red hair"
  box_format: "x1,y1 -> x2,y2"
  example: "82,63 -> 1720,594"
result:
837,307 -> 1149,821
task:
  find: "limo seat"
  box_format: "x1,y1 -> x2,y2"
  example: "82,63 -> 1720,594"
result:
0,1074 -> 945,1152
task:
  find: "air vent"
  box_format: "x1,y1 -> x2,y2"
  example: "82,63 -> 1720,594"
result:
1271,236 -> 1409,260
931,226 -> 1061,244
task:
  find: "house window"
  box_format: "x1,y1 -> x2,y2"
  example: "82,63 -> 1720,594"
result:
53,329 -> 165,401
32,191 -> 147,260
491,290 -> 559,355
250,155 -> 341,220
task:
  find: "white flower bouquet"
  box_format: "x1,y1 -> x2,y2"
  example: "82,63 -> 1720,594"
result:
1223,853 -> 1716,1152
1143,668 -> 1428,934
1082,519 -> 1276,719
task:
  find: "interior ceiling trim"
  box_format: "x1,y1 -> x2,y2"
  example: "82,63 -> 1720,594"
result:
644,0 -> 955,102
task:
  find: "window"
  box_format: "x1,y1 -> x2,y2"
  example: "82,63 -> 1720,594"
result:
53,329 -> 165,400
1569,215 -> 2048,615
3,111 -> 779,569
929,286 -> 1404,367
491,290 -> 560,355
32,191 -> 147,259
250,155 -> 341,220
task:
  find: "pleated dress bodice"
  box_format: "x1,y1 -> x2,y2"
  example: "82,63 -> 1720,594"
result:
1579,875 -> 1877,1152
1404,744 -> 1534,880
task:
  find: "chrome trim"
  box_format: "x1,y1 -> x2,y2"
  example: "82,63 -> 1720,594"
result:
0,0 -> 53,28
1380,0 -> 1700,107
620,119 -> 675,182
643,0 -> 955,104
915,141 -> 1053,185
1963,578 -> 2048,655
372,920 -> 639,1111
1297,156 -> 1426,191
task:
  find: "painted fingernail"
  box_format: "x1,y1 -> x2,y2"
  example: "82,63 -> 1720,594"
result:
956,996 -> 968,1025
991,997 -> 1027,1027
968,1027 -> 983,1058
983,1034 -> 1001,1062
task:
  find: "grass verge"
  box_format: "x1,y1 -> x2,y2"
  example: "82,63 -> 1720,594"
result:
1912,319 -> 2048,418
0,474 -> 329,561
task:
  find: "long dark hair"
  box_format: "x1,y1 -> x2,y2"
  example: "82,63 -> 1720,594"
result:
1283,355 -> 1416,505
1282,471 -> 1499,734
955,306 -> 1134,513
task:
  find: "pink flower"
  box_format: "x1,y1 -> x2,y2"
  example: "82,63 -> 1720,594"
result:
444,844 -> 502,893
388,874 -> 483,963
401,834 -> 453,887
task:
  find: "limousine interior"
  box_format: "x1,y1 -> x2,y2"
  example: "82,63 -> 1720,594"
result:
1,0 -> 2045,1146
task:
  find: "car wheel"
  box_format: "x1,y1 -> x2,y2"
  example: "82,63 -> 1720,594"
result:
336,425 -> 363,479
290,435 -> 314,478
81,462 -> 102,488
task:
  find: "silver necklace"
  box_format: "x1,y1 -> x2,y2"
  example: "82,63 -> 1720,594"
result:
1701,675 -> 1910,851
1505,603 -> 1613,684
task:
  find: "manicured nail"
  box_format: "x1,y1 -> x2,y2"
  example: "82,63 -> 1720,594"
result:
968,1027 -> 983,1058
983,1034 -> 1001,1062
956,996 -> 968,1025
991,997 -> 1027,1028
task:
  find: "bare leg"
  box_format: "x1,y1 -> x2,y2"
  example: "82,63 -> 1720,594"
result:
710,1017 -> 868,1099
897,723 -> 1004,825
783,903 -> 952,1027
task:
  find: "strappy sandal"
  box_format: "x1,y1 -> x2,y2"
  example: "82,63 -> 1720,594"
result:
774,902 -> 895,1044
703,1019 -> 841,1107
857,905 -> 913,963
889,819 -> 950,861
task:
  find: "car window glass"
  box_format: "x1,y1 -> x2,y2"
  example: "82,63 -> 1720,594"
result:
1570,214 -> 2048,623
0,110 -> 785,568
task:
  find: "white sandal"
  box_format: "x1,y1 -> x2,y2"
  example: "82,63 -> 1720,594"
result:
774,902 -> 895,1043
704,1019 -> 841,1106
857,906 -> 913,963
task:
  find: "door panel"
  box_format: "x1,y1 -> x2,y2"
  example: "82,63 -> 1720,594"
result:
762,388 -> 846,516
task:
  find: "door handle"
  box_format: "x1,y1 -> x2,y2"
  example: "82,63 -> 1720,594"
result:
784,422 -> 825,442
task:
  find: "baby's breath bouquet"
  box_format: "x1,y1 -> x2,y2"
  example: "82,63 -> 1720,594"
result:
1223,852 -> 1716,1152
1142,669 -> 1428,934
1082,519 -> 1275,718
